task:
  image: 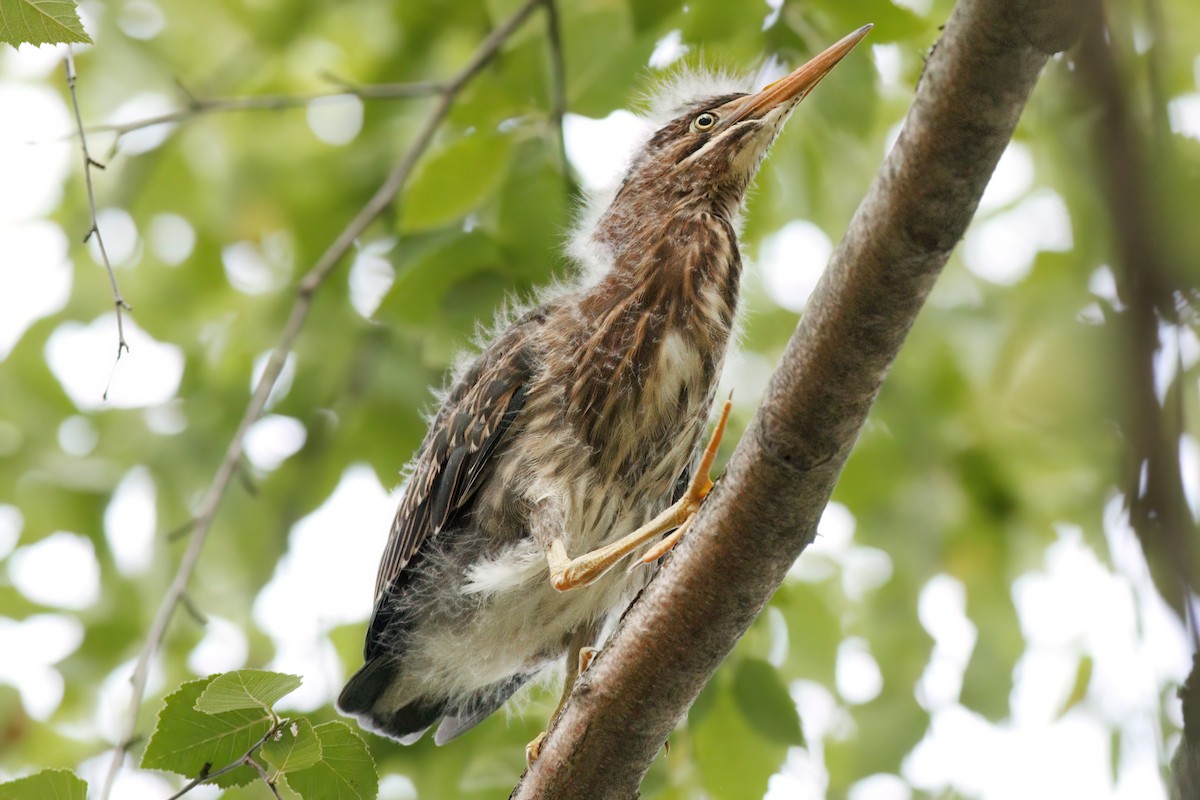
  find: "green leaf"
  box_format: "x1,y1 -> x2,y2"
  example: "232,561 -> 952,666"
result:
401,131 -> 514,232
822,1 -> 927,44
691,677 -> 789,800
1057,655 -> 1093,718
377,229 -> 510,332
0,0 -> 91,46
284,721 -> 377,800
194,669 -> 303,714
774,583 -> 843,685
262,717 -> 323,773
141,676 -> 272,788
959,576 -> 1021,721
0,769 -> 87,800
627,0 -> 676,32
731,658 -> 805,746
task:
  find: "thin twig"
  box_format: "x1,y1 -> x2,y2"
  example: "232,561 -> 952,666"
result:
171,77 -> 200,108
246,756 -> 285,800
97,2 -> 545,798
164,519 -> 195,543
236,456 -> 259,496
64,48 -> 131,387
165,722 -> 281,799
178,591 -> 207,626
85,80 -> 442,139
542,0 -> 572,190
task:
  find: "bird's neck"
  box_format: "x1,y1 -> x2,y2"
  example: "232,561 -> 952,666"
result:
564,202 -> 742,414
592,179 -> 744,265
585,203 -> 742,334
561,205 -> 742,481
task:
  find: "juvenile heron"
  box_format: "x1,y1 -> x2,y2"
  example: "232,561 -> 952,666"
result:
338,24 -> 872,754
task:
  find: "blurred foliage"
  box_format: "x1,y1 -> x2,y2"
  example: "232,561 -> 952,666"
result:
1,0 -> 1198,797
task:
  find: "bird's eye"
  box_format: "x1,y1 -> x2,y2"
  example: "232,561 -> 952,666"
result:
692,112 -> 717,132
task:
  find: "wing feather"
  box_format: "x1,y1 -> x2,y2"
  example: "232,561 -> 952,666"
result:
366,309 -> 544,654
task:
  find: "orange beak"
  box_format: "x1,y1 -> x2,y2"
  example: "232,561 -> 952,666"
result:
735,24 -> 873,121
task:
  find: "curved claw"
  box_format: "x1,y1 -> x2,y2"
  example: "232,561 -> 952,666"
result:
525,731 -> 546,765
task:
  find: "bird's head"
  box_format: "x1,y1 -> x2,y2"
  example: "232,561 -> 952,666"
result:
597,24 -> 872,238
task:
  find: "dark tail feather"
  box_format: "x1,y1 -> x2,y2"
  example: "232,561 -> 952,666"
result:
338,658 -> 447,744
339,660 -> 531,745
337,657 -> 395,714
386,699 -> 446,745
433,673 -> 532,745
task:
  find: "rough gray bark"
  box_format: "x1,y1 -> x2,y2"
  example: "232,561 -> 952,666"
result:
511,0 -> 1084,797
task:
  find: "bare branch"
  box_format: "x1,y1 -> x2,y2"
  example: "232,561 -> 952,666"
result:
542,0 -> 572,188
1073,6 -> 1198,795
246,756 -> 285,800
85,79 -> 442,139
177,591 -> 207,626
512,0 -> 1084,796
164,519 -> 195,543
64,48 -> 131,386
235,455 -> 259,496
1076,2 -> 1196,609
95,3 -> 545,797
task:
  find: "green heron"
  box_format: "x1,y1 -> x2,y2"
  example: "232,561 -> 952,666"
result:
338,24 -> 872,755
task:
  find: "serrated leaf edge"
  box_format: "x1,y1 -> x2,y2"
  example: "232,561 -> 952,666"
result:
193,669 -> 302,714
283,721 -> 378,800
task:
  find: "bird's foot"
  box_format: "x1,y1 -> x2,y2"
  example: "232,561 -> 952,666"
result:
637,396 -> 732,566
525,731 -> 546,765
636,515 -> 695,567
544,396 -> 732,590
527,645 -> 598,765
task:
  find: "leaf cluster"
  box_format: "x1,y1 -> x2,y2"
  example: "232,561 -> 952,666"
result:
0,670 -> 377,799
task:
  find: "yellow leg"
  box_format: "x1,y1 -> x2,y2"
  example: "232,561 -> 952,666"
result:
545,397 -> 732,592
638,514 -> 695,566
526,637 -> 600,764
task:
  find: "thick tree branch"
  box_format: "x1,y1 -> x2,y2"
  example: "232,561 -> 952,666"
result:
513,0 -> 1083,797
95,3 -> 546,798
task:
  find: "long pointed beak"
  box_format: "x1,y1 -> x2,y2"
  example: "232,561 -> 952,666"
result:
735,24 -> 873,121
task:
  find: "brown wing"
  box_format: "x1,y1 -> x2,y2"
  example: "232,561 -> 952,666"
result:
365,309 -> 544,650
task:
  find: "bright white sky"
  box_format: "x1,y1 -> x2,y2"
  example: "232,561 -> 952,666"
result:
3,8 -> 1200,799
